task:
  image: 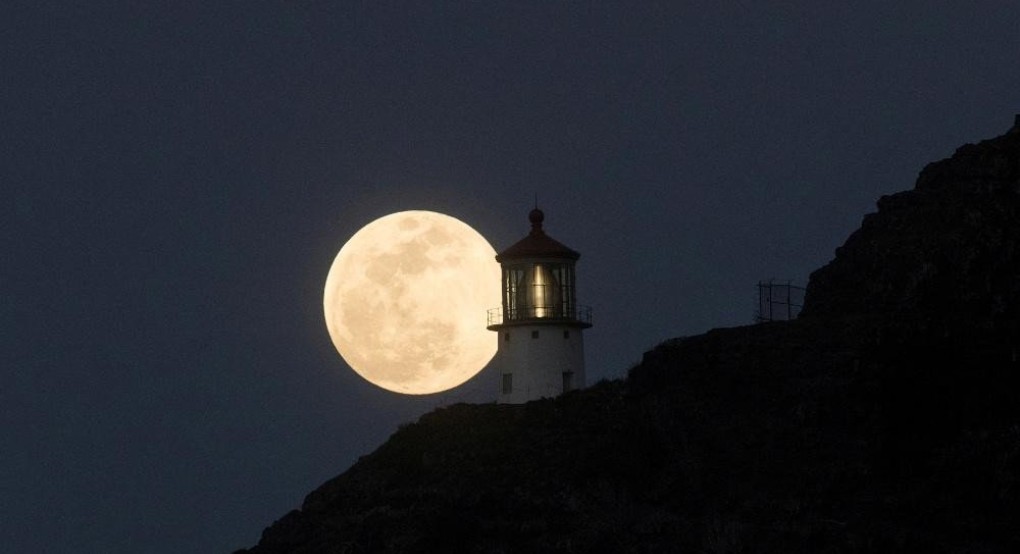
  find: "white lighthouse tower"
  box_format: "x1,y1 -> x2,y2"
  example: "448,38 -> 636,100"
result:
487,208 -> 592,404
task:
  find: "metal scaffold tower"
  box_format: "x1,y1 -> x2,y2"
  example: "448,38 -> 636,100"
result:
755,279 -> 805,322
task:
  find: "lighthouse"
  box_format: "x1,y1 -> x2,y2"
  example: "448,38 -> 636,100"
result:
487,208 -> 592,404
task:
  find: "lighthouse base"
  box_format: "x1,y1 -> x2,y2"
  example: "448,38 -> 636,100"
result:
493,324 -> 586,404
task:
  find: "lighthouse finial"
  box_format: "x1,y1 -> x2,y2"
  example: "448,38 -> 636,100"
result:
529,194 -> 544,232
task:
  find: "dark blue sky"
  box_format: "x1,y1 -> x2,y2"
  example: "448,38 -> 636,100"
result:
3,2 -> 1018,551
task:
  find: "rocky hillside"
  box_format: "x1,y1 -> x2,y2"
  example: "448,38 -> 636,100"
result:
803,116 -> 1020,333
236,119 -> 1020,553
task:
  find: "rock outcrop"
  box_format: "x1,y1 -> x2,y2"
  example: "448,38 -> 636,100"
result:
236,118 -> 1020,553
803,116 -> 1020,335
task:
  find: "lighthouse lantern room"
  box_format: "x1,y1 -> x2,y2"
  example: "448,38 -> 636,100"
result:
487,209 -> 591,404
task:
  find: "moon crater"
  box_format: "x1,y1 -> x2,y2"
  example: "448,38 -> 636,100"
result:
324,211 -> 500,394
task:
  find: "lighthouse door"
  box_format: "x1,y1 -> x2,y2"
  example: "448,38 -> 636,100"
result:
562,371 -> 574,393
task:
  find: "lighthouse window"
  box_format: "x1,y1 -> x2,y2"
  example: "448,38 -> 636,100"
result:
504,332 -> 510,342
501,373 -> 513,394
531,330 -> 539,339
516,263 -> 562,319
504,267 -> 525,320
563,330 -> 570,339
553,265 -> 574,317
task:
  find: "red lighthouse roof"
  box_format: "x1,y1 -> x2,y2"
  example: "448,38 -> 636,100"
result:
495,209 -> 580,262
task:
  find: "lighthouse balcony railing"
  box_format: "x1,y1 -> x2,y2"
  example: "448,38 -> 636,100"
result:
487,305 -> 592,327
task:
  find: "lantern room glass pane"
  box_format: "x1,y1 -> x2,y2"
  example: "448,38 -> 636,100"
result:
502,262 -> 577,322
503,267 -> 525,320
527,263 -> 561,318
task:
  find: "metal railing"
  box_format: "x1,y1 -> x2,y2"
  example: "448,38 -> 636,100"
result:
487,305 -> 592,326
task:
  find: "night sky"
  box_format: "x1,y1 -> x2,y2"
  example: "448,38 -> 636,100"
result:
3,2 -> 1019,552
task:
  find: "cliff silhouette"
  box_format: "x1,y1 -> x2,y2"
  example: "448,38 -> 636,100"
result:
236,119 -> 1020,553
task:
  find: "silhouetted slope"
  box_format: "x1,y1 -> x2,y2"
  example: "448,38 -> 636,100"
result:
803,116 -> 1020,333
237,119 -> 1020,553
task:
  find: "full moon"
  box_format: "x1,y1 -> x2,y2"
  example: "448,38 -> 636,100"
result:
323,211 -> 501,394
